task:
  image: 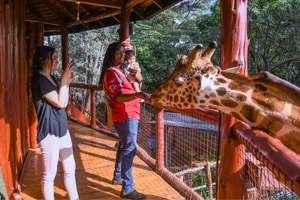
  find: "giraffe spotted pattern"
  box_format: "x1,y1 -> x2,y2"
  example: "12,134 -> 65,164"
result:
151,42 -> 300,154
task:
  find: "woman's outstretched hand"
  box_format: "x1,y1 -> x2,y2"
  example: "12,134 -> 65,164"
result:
136,92 -> 151,103
61,61 -> 75,85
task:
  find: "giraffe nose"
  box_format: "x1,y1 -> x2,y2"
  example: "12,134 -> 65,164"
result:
150,92 -> 158,102
150,92 -> 160,102
150,94 -> 163,108
195,44 -> 203,50
209,41 -> 217,48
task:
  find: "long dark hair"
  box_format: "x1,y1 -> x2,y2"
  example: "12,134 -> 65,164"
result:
31,46 -> 55,74
99,42 -> 123,84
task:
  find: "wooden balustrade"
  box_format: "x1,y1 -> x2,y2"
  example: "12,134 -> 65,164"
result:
69,82 -> 300,199
69,83 -> 103,129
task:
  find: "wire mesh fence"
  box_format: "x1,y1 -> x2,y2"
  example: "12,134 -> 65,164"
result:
69,86 -> 300,200
137,103 -> 299,200
242,151 -> 297,199
138,103 -> 219,199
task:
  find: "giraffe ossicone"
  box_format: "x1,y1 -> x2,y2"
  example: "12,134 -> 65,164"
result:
151,42 -> 300,155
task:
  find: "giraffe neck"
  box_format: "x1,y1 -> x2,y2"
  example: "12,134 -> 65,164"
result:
200,74 -> 300,139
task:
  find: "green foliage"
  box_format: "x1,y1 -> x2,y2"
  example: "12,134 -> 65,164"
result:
131,22 -> 179,92
46,0 -> 300,104
248,0 -> 300,85
131,0 -> 216,92
190,166 -> 217,199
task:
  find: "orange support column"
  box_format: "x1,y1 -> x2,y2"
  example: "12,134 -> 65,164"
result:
119,7 -> 131,43
90,89 -> 97,128
61,27 -> 69,70
155,108 -> 165,171
218,0 -> 249,199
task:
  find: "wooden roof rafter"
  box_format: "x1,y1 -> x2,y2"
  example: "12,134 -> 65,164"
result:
67,9 -> 121,27
40,0 -> 68,22
25,0 -> 183,35
60,0 -> 123,9
25,3 -> 44,19
51,0 -> 78,21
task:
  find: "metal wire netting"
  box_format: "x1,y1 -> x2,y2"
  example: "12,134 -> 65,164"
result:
69,87 -> 299,200
241,151 -> 296,199
136,103 -> 299,200
137,103 -> 219,199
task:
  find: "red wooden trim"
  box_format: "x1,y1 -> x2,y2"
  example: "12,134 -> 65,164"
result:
119,7 -> 131,42
233,122 -> 300,197
166,107 -> 219,126
218,0 -> 249,199
61,28 -> 69,70
91,89 -> 97,128
70,83 -> 102,90
156,108 -> 165,171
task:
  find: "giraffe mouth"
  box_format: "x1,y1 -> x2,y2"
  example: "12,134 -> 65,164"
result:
150,93 -> 162,107
151,90 -> 171,109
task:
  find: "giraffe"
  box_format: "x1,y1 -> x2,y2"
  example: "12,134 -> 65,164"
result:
150,42 -> 300,155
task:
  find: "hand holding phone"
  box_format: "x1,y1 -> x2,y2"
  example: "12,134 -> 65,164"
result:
70,59 -> 74,68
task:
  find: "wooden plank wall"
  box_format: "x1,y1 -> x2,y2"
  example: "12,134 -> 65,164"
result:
0,0 -> 31,197
26,22 -> 44,149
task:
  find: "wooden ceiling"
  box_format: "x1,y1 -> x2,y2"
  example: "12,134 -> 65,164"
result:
25,0 -> 182,36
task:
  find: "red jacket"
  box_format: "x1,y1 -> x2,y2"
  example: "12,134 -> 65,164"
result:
103,66 -> 140,122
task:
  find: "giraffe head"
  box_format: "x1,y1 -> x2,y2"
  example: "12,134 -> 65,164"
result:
151,42 -> 300,155
151,42 -> 240,109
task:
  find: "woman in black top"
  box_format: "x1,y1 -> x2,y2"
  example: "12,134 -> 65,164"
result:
31,46 -> 79,200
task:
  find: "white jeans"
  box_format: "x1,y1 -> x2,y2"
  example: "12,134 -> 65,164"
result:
40,131 -> 79,200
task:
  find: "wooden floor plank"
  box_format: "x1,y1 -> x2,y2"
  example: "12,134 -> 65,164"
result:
20,121 -> 184,200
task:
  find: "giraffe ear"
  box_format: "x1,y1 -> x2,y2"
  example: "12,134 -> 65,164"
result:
223,66 -> 241,74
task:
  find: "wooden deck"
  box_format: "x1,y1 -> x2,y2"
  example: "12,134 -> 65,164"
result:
20,121 -> 184,200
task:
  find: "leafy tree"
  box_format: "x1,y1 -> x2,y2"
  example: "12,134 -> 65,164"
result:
46,0 -> 300,108
131,0 -> 215,92
248,0 -> 300,86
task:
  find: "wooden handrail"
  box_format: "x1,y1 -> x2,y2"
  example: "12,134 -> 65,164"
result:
69,82 -> 103,129
69,82 -> 300,199
233,122 -> 300,197
70,82 -> 103,90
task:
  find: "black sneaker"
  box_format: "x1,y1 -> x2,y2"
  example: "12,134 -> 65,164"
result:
121,189 -> 146,199
112,179 -> 123,185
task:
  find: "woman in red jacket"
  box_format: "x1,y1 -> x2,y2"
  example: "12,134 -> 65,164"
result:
100,42 -> 150,199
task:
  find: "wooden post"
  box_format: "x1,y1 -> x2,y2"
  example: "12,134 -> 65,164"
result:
61,26 -> 74,121
206,162 -> 213,199
218,0 -> 249,199
90,89 -> 97,128
156,108 -> 165,171
119,7 -> 131,43
61,27 -> 69,70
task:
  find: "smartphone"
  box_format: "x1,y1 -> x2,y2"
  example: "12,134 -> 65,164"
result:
70,59 -> 74,68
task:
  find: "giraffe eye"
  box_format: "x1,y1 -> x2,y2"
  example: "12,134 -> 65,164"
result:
194,73 -> 201,81
174,76 -> 185,87
175,82 -> 182,87
200,69 -> 208,74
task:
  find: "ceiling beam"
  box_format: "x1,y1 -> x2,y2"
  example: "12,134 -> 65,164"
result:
152,0 -> 163,10
25,17 -> 61,26
25,3 -> 44,19
54,0 -> 77,20
67,9 -> 121,27
125,0 -> 144,8
60,0 -> 123,9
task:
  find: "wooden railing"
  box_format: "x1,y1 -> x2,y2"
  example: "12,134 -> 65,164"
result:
68,83 -> 103,129
68,83 -> 300,199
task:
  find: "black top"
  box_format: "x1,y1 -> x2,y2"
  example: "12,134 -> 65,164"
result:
31,73 -> 68,143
